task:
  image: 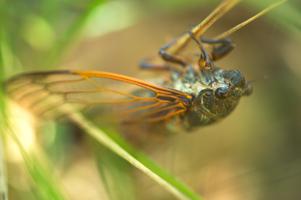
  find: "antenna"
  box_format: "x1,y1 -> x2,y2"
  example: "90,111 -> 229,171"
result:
215,0 -> 287,39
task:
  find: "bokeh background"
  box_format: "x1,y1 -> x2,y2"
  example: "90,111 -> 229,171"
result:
1,0 -> 301,199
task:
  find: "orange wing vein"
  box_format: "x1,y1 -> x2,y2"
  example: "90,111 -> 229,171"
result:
5,70 -> 193,123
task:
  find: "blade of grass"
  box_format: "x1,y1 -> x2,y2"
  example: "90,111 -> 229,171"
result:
92,141 -> 136,200
0,62 -> 8,200
61,105 -> 202,200
4,116 -> 67,200
0,100 -> 7,200
0,141 -> 7,200
0,25 -> 10,200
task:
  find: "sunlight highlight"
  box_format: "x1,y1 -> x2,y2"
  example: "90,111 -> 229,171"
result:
85,1 -> 139,38
7,102 -> 36,162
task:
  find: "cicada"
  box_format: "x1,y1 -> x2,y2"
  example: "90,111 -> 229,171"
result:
5,0 -> 285,130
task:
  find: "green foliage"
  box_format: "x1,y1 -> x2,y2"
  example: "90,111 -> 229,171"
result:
93,142 -> 136,200
0,28 -> 9,200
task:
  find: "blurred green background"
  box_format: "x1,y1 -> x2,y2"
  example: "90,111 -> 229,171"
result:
1,0 -> 301,199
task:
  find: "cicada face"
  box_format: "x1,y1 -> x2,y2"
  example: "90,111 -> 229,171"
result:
184,68 -> 253,127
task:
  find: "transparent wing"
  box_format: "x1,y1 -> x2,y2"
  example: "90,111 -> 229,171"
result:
5,70 -> 193,123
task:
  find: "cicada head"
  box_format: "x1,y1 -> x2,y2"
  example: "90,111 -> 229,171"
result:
216,69 -> 253,98
186,68 -> 252,127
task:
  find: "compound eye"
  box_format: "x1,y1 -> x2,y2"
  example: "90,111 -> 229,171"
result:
224,70 -> 245,87
215,86 -> 229,99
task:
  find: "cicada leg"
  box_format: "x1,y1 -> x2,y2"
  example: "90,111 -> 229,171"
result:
139,58 -> 171,71
188,31 -> 213,69
201,37 -> 235,61
156,0 -> 239,67
158,41 -> 187,67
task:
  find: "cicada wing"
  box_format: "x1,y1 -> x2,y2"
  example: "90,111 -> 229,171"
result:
5,70 -> 192,124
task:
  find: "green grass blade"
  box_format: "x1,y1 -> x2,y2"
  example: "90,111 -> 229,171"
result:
0,27 -> 8,200
0,139 -> 8,200
0,33 -> 9,200
92,141 -> 136,200
4,117 -> 67,200
65,107 -> 202,200
0,95 -> 8,200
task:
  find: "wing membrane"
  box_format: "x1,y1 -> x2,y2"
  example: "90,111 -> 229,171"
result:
5,70 -> 192,123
